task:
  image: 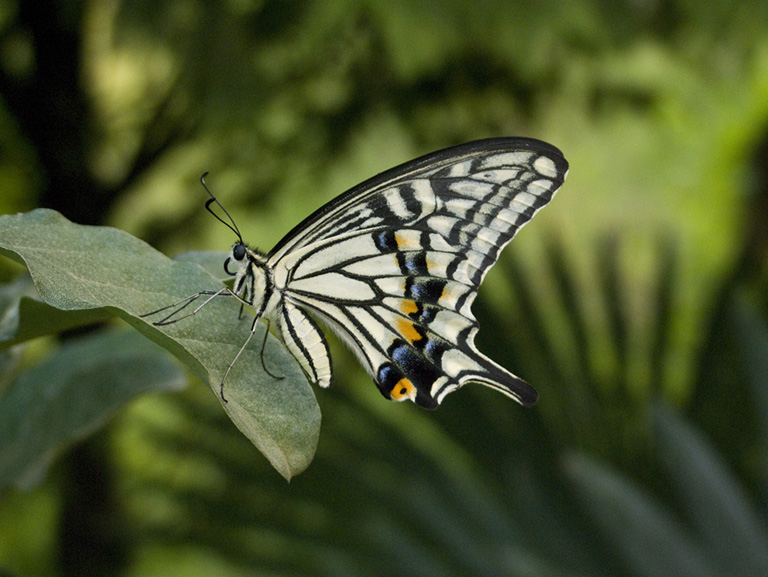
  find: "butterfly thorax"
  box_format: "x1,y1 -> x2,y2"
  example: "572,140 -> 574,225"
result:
226,241 -> 273,319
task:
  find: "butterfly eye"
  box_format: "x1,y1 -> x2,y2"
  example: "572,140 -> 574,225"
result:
232,243 -> 246,261
224,243 -> 247,275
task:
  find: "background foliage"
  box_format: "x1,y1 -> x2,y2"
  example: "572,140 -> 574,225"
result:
1,0 -> 767,575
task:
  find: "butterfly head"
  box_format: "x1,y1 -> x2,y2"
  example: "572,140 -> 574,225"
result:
225,241 -> 270,314
224,241 -> 248,275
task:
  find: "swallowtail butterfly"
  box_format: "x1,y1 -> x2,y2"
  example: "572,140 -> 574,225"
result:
145,138 -> 568,409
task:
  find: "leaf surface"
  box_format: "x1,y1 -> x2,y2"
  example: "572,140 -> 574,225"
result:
0,209 -> 320,479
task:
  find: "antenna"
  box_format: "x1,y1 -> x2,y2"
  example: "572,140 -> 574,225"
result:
200,172 -> 243,241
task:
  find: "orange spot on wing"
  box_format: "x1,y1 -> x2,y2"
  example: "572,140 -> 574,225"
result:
390,378 -> 416,401
400,300 -> 419,315
397,318 -> 422,344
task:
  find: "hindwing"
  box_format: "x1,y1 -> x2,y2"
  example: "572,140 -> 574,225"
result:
270,137 -> 568,409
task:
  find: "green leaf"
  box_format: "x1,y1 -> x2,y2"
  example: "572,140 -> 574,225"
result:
0,330 -> 186,490
0,275 -> 111,346
174,250 -> 233,280
654,405 -> 768,576
0,209 -> 320,479
731,292 -> 768,444
563,453 -> 721,577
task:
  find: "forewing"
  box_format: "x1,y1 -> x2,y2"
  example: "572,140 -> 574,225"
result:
268,138 -> 566,263
270,138 -> 568,408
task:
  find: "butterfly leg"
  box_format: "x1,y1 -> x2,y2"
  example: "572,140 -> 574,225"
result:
218,314 -> 263,402
218,303 -> 333,402
140,287 -> 234,325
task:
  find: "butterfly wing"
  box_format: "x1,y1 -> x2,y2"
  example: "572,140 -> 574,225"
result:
269,137 -> 568,409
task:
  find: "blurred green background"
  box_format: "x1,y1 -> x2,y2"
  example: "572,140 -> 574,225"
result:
1,0 -> 768,575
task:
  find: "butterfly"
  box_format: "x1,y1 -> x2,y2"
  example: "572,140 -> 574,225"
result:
143,137 -> 569,409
